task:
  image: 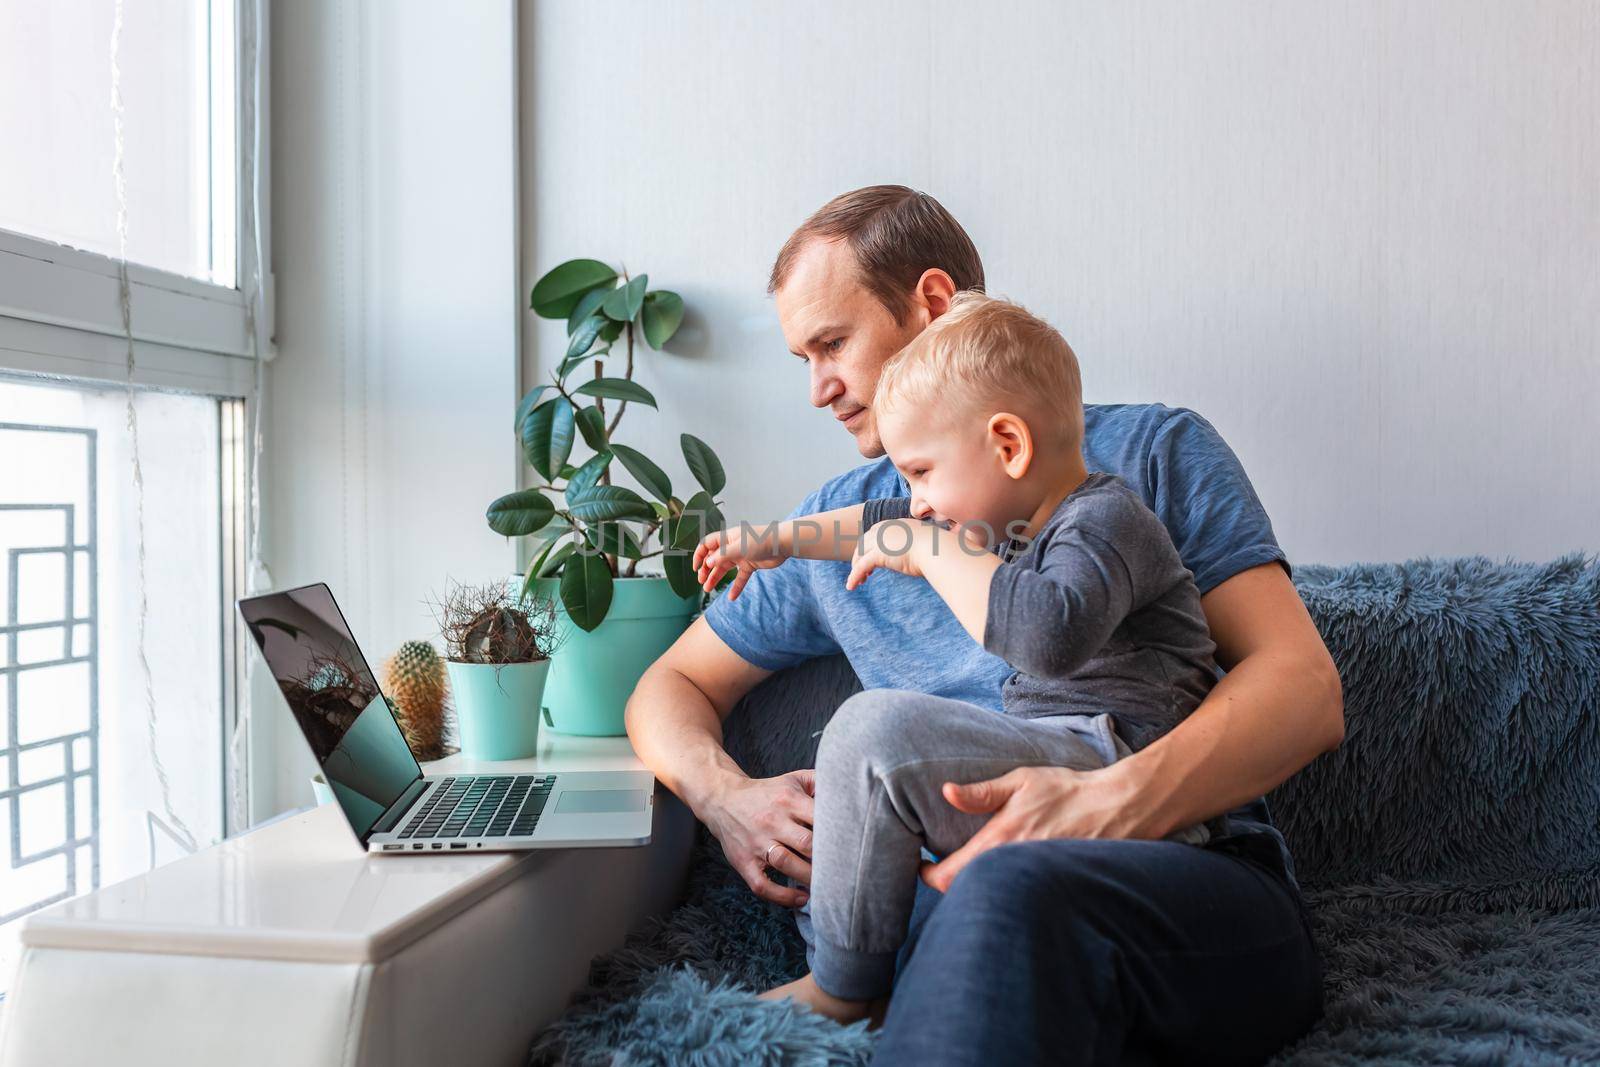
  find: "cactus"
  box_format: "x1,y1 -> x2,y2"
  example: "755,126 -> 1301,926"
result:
382,639 -> 451,760
460,605 -> 539,664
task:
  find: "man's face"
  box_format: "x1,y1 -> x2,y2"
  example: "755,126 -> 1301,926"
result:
774,239 -> 928,458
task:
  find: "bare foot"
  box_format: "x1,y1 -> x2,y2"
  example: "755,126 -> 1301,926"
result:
759,972 -> 875,1026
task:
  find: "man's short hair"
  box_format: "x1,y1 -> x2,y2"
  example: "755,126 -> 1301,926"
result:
768,185 -> 985,323
876,291 -> 1085,451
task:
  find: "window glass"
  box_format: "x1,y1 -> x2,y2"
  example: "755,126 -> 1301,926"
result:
0,0 -> 236,285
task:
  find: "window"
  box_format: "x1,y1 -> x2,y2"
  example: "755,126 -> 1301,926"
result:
0,0 -> 236,285
0,0 -> 265,395
0,0 -> 265,1002
0,377 -> 241,990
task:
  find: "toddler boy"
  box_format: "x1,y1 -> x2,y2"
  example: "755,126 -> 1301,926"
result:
695,292 -> 1219,1023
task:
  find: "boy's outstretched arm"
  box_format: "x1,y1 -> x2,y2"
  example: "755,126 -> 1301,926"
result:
786,503 -> 871,560
696,504 -> 871,598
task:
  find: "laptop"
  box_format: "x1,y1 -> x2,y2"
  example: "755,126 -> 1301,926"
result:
239,582 -> 654,854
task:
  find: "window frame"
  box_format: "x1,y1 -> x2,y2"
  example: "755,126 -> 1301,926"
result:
0,0 -> 270,846
0,0 -> 271,395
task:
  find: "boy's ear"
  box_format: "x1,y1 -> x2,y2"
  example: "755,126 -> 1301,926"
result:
988,412 -> 1033,479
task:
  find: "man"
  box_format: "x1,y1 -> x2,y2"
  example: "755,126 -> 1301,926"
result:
626,185 -> 1339,1064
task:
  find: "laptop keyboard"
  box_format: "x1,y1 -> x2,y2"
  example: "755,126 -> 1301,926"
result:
398,774 -> 556,839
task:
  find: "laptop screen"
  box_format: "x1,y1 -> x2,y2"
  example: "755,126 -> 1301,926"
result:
239,583 -> 422,841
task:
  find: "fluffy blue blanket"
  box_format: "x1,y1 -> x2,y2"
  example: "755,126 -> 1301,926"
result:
530,555 -> 1600,1065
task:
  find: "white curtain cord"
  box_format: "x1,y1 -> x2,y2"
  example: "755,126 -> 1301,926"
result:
111,0 -> 199,858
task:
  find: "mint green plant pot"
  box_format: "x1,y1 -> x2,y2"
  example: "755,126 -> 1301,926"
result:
526,575 -> 698,736
445,658 -> 550,759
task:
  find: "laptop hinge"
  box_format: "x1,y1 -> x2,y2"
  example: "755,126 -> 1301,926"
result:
370,777 -> 430,836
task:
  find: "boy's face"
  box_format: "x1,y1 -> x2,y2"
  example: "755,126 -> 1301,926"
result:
876,403 -> 1027,544
774,238 -> 931,458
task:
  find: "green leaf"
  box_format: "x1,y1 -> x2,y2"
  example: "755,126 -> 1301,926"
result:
529,515 -> 570,546
566,287 -> 609,335
537,541 -> 577,578
663,550 -> 699,599
600,273 -> 648,321
522,533 -> 570,597
560,551 -> 614,632
485,489 -> 556,537
641,290 -> 685,349
574,377 -> 657,409
661,490 -> 718,600
674,490 -> 723,548
565,450 -> 612,501
566,484 -> 655,524
521,398 -> 574,481
609,443 -> 672,504
584,523 -> 645,560
566,314 -> 607,359
530,259 -> 617,319
574,405 -> 609,451
598,317 -> 625,343
681,433 -> 726,495
514,385 -> 555,432
559,348 -> 599,381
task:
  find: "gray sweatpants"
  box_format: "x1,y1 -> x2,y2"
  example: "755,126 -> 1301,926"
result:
799,688 -> 1209,1000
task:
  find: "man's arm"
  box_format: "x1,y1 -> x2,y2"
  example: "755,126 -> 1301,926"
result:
919,561 -> 1343,890
625,616 -> 817,906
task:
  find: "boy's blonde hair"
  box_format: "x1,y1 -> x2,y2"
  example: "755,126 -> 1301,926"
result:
875,291 -> 1084,450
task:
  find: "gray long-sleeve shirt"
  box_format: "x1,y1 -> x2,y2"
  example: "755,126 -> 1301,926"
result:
862,471 -> 1218,751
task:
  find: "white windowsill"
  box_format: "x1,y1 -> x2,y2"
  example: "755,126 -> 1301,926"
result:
14,735 -> 673,966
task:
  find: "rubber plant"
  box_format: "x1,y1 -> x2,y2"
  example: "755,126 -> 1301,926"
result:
486,259 -> 729,632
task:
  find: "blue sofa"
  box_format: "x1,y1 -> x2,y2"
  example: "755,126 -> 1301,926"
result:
531,555 -> 1600,1065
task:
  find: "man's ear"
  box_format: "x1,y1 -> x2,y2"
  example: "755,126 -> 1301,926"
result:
988,412 -> 1033,480
911,268 -> 959,324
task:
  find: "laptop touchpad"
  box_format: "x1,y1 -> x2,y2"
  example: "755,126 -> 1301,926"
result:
555,788 -> 648,814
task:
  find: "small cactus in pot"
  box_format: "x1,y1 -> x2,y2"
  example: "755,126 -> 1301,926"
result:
382,639 -> 451,761
428,580 -> 563,760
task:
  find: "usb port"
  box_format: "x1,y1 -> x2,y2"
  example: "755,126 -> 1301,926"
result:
449,842 -> 467,850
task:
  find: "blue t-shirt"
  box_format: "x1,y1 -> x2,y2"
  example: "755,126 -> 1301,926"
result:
706,403 -> 1298,878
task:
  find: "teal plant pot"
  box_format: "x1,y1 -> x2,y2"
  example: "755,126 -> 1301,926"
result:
523,575 -> 698,736
445,658 -> 550,759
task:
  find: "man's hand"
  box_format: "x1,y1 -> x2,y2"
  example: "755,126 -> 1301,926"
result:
918,763 -> 1139,892
698,768 -> 817,907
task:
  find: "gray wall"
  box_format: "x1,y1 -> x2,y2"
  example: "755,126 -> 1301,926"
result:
266,0 -> 518,815
522,0 -> 1600,566
264,0 -> 1597,818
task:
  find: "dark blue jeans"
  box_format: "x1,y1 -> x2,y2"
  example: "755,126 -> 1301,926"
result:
874,827 -> 1324,1066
